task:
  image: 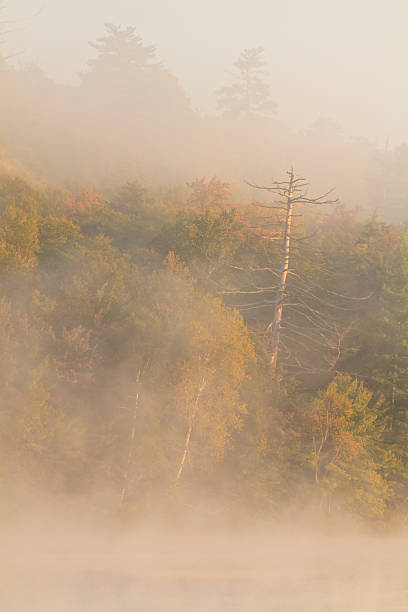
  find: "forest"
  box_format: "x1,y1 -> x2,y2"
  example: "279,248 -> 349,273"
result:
1,19 -> 408,529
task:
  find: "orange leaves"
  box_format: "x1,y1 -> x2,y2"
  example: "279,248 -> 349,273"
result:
187,176 -> 232,210
307,375 -> 391,517
63,189 -> 103,216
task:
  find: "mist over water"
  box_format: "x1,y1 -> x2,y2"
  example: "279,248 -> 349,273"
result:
3,510 -> 408,611
2,2 -> 408,611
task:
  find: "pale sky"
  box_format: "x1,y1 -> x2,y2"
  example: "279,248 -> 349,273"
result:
5,0 -> 408,145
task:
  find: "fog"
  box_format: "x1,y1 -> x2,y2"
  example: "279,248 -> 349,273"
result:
1,1 -> 408,220
2,506 -> 408,611
2,2 -> 408,610
6,0 -> 408,145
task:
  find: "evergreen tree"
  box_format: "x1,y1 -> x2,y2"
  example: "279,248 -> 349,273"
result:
81,23 -> 190,117
216,47 -> 276,119
365,237 -> 408,501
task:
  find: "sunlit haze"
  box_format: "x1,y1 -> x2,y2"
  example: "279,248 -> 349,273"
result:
6,0 -> 408,144
2,1 -> 408,610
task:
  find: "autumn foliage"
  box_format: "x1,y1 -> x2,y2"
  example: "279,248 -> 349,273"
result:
0,172 -> 407,525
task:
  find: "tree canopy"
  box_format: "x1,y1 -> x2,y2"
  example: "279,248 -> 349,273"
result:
1,170 -> 408,525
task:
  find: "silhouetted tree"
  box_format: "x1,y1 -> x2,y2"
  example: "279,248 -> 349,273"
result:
216,47 -> 276,119
87,23 -> 157,72
81,22 -> 190,117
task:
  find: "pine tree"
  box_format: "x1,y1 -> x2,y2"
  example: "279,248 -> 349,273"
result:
216,47 -> 276,119
81,23 -> 190,117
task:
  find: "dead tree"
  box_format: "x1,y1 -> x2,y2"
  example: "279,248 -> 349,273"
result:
245,168 -> 338,373
215,168 -> 371,381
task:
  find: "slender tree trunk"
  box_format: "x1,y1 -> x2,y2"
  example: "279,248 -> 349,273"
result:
120,370 -> 141,507
269,168 -> 295,371
176,419 -> 194,482
176,378 -> 206,482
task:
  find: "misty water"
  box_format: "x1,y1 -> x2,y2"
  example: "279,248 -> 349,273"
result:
2,521 -> 408,611
2,3 -> 408,611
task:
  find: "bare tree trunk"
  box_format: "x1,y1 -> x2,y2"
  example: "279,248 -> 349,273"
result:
176,419 -> 194,482
245,169 -> 337,375
120,370 -> 141,507
269,168 -> 295,371
176,378 -> 207,482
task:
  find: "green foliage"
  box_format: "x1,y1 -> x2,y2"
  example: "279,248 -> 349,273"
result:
306,376 -> 392,520
160,208 -> 242,261
187,176 -> 232,209
0,174 -> 406,524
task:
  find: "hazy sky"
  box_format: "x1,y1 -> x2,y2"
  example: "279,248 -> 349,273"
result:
5,0 -> 408,145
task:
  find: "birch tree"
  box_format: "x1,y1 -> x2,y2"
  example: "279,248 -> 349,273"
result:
308,376 -> 391,519
174,293 -> 255,483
